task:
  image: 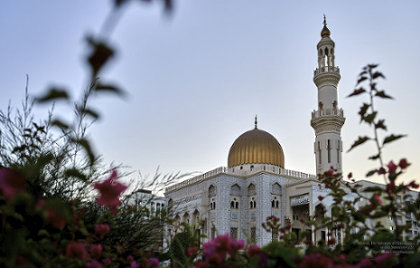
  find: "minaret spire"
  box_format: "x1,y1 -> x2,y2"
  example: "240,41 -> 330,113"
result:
254,115 -> 258,129
311,18 -> 345,175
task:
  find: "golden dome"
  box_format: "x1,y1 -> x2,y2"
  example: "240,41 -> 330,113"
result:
228,121 -> 285,168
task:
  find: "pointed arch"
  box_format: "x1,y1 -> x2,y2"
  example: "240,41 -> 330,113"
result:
247,183 -> 256,196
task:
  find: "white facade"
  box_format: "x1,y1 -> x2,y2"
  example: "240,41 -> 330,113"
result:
163,19 -> 343,247
161,18 -> 419,247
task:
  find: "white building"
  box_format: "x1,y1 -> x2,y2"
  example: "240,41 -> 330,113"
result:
164,18 -> 418,246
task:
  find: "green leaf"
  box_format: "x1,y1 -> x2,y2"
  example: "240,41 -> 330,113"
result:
36,88 -> 69,104
84,108 -> 100,120
164,0 -> 173,13
368,154 -> 380,160
71,138 -> 95,165
375,90 -> 393,99
86,36 -> 114,77
347,136 -> 370,152
64,168 -> 87,182
77,106 -> 100,120
51,119 -> 70,130
371,210 -> 388,219
358,103 -> 370,120
362,111 -> 377,124
366,169 -> 378,177
32,122 -> 46,133
356,76 -> 368,85
34,153 -> 54,171
382,134 -> 406,146
367,64 -> 379,69
372,71 -> 385,80
95,83 -> 125,96
374,119 -> 387,130
347,87 -> 366,97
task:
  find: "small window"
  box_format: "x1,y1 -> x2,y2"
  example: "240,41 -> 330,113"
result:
327,139 -> 331,163
250,227 -> 256,244
230,227 -> 238,240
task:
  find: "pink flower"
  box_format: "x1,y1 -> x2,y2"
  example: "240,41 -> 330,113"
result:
130,262 -> 139,268
327,238 -> 336,246
148,258 -> 160,268
193,260 -> 207,268
47,207 -> 67,229
86,260 -> 103,268
203,234 -> 245,263
93,170 -> 127,214
398,158 -> 410,169
247,245 -> 260,257
387,161 -> 397,173
324,169 -> 334,177
377,167 -> 386,175
386,181 -> 396,194
95,224 -> 110,239
89,244 -> 103,259
35,199 -> 67,229
408,181 -> 419,189
374,194 -> 382,205
347,172 -> 353,179
103,258 -> 111,265
318,195 -> 324,201
186,246 -> 198,258
357,257 -> 373,268
0,168 -> 25,201
298,253 -> 333,268
373,252 -> 394,265
65,241 -> 88,260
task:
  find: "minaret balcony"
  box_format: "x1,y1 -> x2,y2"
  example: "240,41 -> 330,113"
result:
311,108 -> 344,120
310,108 -> 345,135
314,66 -> 340,76
313,66 -> 341,88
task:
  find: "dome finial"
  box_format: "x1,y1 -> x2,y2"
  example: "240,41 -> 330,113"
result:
254,115 -> 258,129
321,14 -> 331,37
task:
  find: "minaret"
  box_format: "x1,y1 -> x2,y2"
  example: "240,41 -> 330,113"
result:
310,16 -> 345,175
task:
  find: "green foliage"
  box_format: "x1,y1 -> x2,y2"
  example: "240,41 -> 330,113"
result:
168,224 -> 201,268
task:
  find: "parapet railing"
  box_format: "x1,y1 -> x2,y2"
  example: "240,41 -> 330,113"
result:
165,165 -> 316,193
311,108 -> 344,119
314,66 -> 340,76
165,166 -> 226,193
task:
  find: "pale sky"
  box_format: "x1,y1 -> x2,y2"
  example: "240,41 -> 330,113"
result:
1,0 -> 419,187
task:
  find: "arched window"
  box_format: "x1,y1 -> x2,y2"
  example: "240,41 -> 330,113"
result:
168,199 -> 173,215
248,184 -> 256,196
318,141 -> 322,164
230,184 -> 241,211
209,185 -> 216,211
208,185 -> 216,198
327,139 -> 331,163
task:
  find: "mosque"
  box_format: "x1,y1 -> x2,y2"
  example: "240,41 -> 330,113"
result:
163,18 -> 418,246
